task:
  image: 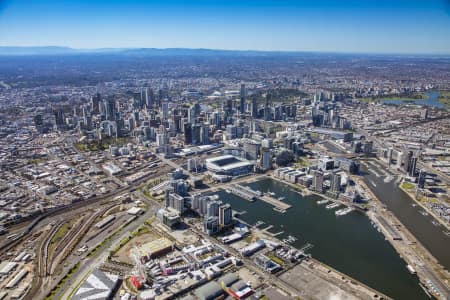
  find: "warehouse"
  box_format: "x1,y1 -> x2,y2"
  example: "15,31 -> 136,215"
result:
136,237 -> 174,261
0,262 -> 17,275
72,269 -> 120,300
95,215 -> 115,229
5,269 -> 28,289
194,281 -> 225,300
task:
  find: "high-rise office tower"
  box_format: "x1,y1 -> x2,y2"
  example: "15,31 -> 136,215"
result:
219,204 -> 232,227
417,170 -> 426,189
161,102 -> 169,120
408,155 -> 418,177
53,108 -> 65,127
330,173 -> 341,193
264,92 -> 272,121
145,88 -> 154,108
251,96 -> 258,118
200,124 -> 210,145
191,124 -> 201,145
104,97 -> 116,121
91,93 -> 101,114
206,201 -> 220,218
183,123 -> 192,144
261,148 -> 272,171
240,83 -> 246,113
312,170 -> 324,193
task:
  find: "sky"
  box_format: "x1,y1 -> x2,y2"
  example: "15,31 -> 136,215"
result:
0,0 -> 450,54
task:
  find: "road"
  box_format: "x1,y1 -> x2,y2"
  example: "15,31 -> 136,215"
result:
53,195 -> 161,300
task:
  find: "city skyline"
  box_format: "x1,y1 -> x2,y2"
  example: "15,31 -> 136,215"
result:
0,0 -> 450,54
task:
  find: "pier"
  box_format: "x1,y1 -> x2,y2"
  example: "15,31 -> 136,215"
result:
227,183 -> 292,210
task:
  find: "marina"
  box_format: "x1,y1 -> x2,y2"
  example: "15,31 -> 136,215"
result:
217,178 -> 429,299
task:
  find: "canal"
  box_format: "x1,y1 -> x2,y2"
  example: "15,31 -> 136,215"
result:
217,178 -> 429,299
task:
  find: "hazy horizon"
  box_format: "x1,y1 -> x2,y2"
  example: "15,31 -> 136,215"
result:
0,0 -> 450,55
1,45 -> 450,57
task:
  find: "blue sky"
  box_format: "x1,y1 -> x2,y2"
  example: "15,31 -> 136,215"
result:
0,0 -> 449,54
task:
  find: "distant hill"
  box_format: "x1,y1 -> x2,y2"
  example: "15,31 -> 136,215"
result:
0,46 -> 302,57
0,46 -> 447,58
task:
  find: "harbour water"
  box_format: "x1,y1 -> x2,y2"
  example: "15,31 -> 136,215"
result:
382,91 -> 444,108
217,178 -> 429,299
362,162 -> 450,270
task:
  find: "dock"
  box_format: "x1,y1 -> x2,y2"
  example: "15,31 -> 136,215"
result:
227,183 -> 292,210
227,184 -> 261,201
262,225 -> 274,232
261,194 -> 292,210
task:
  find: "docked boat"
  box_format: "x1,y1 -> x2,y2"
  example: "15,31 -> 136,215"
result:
406,264 -> 416,274
326,202 -> 340,210
317,199 -> 329,205
443,231 -> 450,237
335,207 -> 354,216
431,220 -> 440,227
273,207 -> 286,213
420,210 -> 429,216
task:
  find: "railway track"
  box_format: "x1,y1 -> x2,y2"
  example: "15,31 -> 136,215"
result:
50,203 -> 118,275
27,220 -> 64,298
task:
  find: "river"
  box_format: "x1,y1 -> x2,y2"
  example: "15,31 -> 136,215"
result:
361,162 -> 450,270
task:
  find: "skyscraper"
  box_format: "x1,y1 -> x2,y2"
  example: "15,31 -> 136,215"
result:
161,102 -> 169,120
251,96 -> 258,118
408,155 -> 418,177
417,170 -> 426,189
312,170 -> 324,193
200,124 -> 210,145
145,88 -> 154,108
104,97 -> 116,121
330,173 -> 341,193
207,201 -> 220,218
183,123 -> 191,144
260,148 -> 272,171
264,92 -> 272,121
219,204 -> 232,227
240,83 -> 246,114
91,92 -> 101,114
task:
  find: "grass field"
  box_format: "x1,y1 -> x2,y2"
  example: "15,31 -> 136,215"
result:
438,90 -> 450,108
268,255 -> 285,266
401,182 -> 415,190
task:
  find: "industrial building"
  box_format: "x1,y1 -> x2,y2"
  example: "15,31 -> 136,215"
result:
95,215 -> 115,229
136,237 -> 174,261
194,281 -> 224,300
72,269 -> 120,300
